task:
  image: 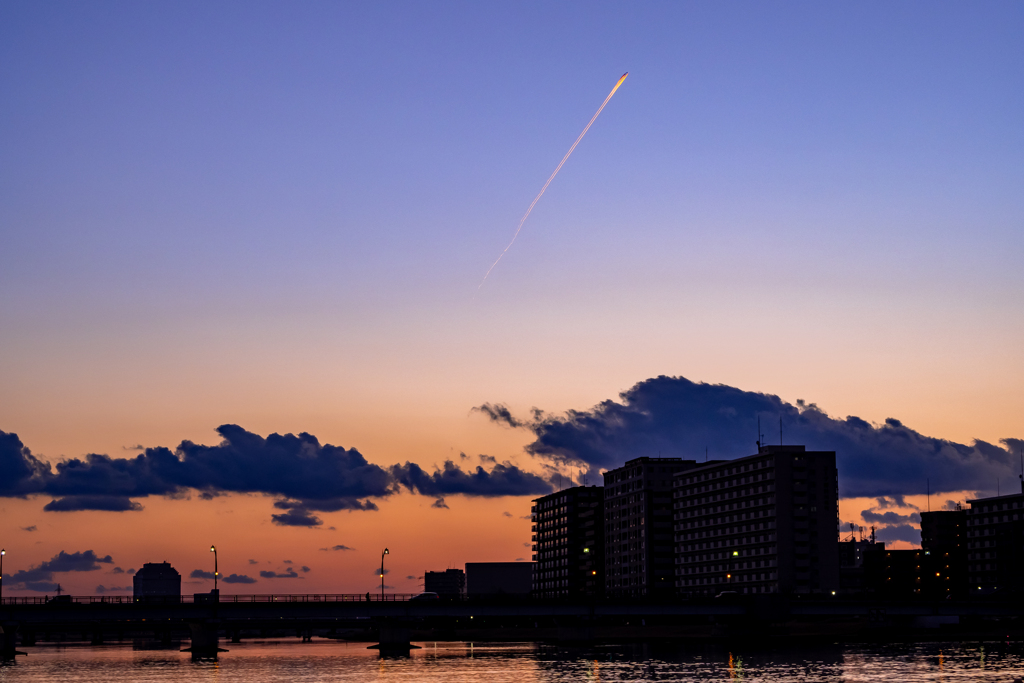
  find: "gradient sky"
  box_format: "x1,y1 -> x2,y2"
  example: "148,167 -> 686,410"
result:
1,1 -> 1022,595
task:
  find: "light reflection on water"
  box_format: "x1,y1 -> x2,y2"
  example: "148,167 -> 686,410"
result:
1,641 -> 1023,682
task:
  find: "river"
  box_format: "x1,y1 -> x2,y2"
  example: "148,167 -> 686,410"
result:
1,640 -> 1023,682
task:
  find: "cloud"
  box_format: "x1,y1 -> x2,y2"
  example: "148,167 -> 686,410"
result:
283,559 -> 293,564
22,525 -> 36,532
406,575 -> 417,580
127,568 -> 136,575
875,524 -> 922,544
391,460 -> 551,498
112,567 -> 124,574
0,425 -> 394,516
319,545 -> 355,552
861,510 -> 921,525
472,403 -> 523,428
95,585 -> 131,593
502,511 -> 513,517
490,375 -> 1022,498
190,569 -> 215,580
374,568 -> 390,576
44,496 -> 143,512
431,497 -> 449,509
0,425 -> 556,522
271,506 -> 322,527
5,550 -> 114,592
248,559 -> 258,565
0,430 -> 53,496
301,566 -> 310,573
222,573 -> 257,584
122,444 -> 145,451
260,569 -> 300,579
874,496 -> 919,511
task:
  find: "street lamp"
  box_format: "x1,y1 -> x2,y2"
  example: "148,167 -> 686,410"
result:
210,545 -> 218,593
1,549 -> 5,603
380,548 -> 389,601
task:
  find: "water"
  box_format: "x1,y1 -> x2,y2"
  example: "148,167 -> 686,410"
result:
2,641 -> 1023,682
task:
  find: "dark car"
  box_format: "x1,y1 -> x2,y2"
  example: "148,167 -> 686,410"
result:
409,592 -> 440,602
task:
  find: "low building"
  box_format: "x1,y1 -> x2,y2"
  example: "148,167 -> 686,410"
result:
863,546 -> 922,596
673,445 -> 840,596
838,531 -> 884,593
531,485 -> 604,598
465,562 -> 534,595
133,562 -> 181,601
424,568 -> 465,596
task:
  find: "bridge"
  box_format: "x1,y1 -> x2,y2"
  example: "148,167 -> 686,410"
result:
3,593 -> 1023,659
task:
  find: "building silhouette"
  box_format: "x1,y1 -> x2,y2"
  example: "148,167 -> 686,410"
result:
966,491 -> 1024,595
673,445 -> 839,595
920,507 -> 967,598
132,562 -> 181,601
862,546 -> 922,596
604,457 -> 696,597
838,526 -> 884,592
465,562 -> 534,595
531,485 -> 604,598
424,568 -> 465,596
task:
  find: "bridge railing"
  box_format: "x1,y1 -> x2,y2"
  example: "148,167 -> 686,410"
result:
0,593 -> 424,606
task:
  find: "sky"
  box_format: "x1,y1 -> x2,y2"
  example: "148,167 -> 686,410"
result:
1,1 -> 1022,595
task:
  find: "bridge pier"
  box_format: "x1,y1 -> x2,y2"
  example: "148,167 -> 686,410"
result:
0,623 -> 27,661
368,620 -> 420,654
183,621 -> 227,660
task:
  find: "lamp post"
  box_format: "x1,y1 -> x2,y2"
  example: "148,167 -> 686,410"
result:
1,549 -> 5,603
380,548 -> 389,601
210,545 -> 218,593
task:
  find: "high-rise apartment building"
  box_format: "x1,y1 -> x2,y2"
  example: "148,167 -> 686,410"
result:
920,508 -> 967,598
604,457 -> 696,597
531,485 -> 604,598
966,491 -> 1024,595
673,445 -> 839,595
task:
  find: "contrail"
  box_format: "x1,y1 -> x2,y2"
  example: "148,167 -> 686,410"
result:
479,72 -> 628,289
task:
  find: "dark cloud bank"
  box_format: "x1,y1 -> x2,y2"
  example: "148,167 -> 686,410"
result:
3,375 -> 1019,530
0,424 -> 550,527
478,375 -> 1022,499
